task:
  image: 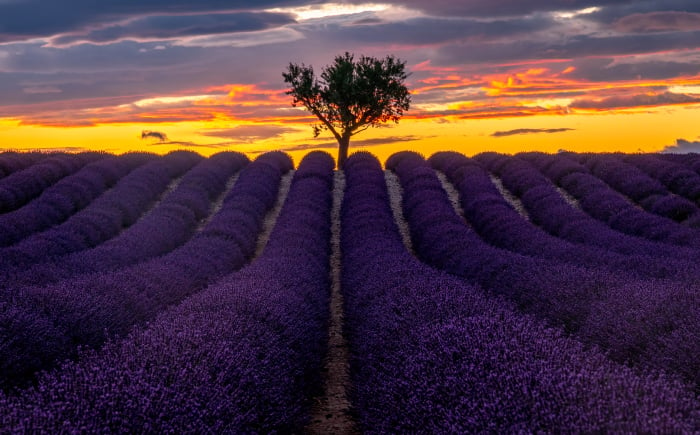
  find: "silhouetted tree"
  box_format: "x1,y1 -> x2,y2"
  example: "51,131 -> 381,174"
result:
283,52 -> 411,167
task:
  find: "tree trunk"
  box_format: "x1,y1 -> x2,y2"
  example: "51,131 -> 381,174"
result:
337,136 -> 350,168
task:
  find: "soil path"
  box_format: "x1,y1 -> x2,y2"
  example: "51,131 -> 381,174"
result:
306,170 -> 358,434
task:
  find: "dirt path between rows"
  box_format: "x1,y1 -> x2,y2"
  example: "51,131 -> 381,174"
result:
306,170 -> 358,434
254,171 -> 294,258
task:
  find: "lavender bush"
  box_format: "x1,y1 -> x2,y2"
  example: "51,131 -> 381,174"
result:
0,151 -> 334,432
427,151 -> 700,280
626,153 -> 700,202
390,151 -> 700,388
0,153 -> 155,246
0,151 -> 193,267
507,152 -> 700,247
0,152 -> 284,388
340,152 -> 699,432
0,152 -> 105,214
483,151 -> 700,258
0,151 -> 241,288
0,152 -> 47,179
580,153 -> 700,224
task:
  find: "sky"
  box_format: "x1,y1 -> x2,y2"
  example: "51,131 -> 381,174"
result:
1,0 -> 700,163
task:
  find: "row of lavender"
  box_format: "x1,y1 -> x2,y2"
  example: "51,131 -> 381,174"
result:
0,150 -> 699,431
0,151 -> 290,388
344,152 -> 698,432
412,151 -> 700,386
0,151 -> 333,432
0,152 -> 245,291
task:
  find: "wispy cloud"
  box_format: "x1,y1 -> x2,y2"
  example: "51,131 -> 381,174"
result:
250,134 -> 425,154
571,91 -> 700,110
49,12 -> 296,47
613,11 -> 700,33
491,128 -> 574,137
199,124 -> 301,142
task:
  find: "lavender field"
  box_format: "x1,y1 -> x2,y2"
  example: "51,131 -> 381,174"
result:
0,149 -> 699,432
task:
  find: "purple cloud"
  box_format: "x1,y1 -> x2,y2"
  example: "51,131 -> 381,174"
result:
0,0 -> 314,43
49,12 -> 296,46
613,11 -> 700,33
661,138 -> 700,153
571,91 -> 700,110
491,128 -> 575,137
199,125 -> 301,142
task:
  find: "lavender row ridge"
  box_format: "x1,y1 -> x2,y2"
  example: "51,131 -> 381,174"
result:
0,152 -> 106,214
0,152 -> 285,389
0,153 -> 156,247
428,151 -> 700,281
0,151 -> 242,288
0,151 -> 50,180
0,150 -> 334,432
514,152 -> 700,247
0,151 -> 195,267
341,152 -> 698,432
390,151 -> 700,388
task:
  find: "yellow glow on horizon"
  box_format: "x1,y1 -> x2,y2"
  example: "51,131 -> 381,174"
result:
3,105 -> 698,168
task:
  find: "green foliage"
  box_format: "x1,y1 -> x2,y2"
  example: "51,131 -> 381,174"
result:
283,52 -> 411,165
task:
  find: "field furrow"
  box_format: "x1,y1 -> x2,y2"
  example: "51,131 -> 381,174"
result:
0,149 -> 698,432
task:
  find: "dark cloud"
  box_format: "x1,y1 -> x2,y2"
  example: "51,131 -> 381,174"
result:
584,0 -> 700,25
435,30 -> 700,66
565,58 -> 700,82
661,138 -> 700,153
372,0 -> 635,18
613,11 -> 700,33
50,12 -> 296,46
141,130 -> 168,142
571,91 -> 700,110
303,15 -> 554,46
0,0 -> 315,43
199,125 -> 301,142
491,128 -> 575,137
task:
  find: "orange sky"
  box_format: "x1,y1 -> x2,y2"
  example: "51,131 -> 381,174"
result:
2,2 -> 700,163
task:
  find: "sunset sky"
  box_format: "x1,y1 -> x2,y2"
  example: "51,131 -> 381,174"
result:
2,0 -> 700,163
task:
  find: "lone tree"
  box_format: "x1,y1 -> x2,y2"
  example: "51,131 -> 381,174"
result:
283,52 -> 411,167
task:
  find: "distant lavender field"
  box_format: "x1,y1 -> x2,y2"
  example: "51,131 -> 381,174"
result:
0,149 -> 698,432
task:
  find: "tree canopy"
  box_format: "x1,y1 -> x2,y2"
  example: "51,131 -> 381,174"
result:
283,52 -> 411,167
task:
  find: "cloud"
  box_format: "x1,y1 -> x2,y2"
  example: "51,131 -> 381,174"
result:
249,134 -> 424,154
585,1 -> 700,25
199,124 -> 301,142
173,27 -> 304,48
434,29 -> 700,66
373,0 -> 626,18
22,85 -> 62,94
49,12 -> 296,46
564,57 -> 700,82
252,142 -> 336,153
351,135 -> 425,146
491,128 -> 574,137
0,0 -> 312,43
571,91 -> 700,110
661,138 -> 700,153
303,15 -> 554,46
613,11 -> 700,33
141,130 -> 168,142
